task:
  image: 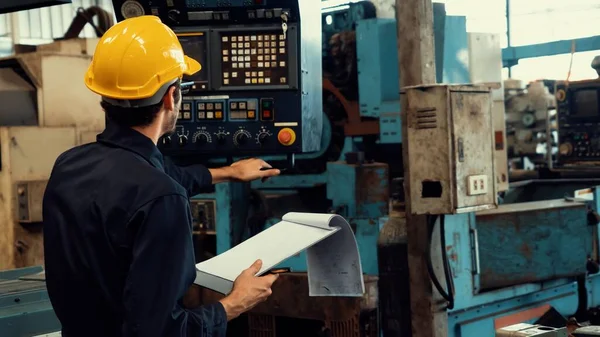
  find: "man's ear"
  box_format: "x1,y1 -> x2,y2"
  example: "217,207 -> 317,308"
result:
163,86 -> 177,110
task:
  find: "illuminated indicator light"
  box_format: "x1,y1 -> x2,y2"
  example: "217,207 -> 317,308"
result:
215,111 -> 223,119
248,110 -> 255,118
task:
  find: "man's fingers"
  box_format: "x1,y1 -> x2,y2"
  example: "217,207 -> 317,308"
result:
261,169 -> 281,177
245,259 -> 263,274
262,273 -> 279,285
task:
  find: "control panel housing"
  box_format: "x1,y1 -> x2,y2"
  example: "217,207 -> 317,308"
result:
555,79 -> 600,167
402,84 -> 498,215
112,0 -> 322,158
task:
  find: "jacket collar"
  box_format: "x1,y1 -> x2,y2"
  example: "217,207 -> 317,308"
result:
96,121 -> 165,171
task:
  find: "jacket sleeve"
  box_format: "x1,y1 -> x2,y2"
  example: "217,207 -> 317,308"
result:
122,194 -> 227,337
163,157 -> 213,197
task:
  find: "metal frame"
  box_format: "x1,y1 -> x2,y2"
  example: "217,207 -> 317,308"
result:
502,0 -> 600,71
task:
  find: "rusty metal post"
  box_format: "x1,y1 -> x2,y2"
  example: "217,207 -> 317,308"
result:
395,0 -> 449,336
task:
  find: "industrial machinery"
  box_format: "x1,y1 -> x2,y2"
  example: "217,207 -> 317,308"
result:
114,0 -> 323,160
505,79 -> 557,170
555,77 -> 600,168
0,37 -> 105,272
0,7 -> 112,336
5,1 -> 600,337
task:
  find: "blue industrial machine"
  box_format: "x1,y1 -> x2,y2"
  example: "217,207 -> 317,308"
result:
116,1 -> 600,337
118,0 -> 325,159
6,1 -> 600,337
0,266 -> 59,336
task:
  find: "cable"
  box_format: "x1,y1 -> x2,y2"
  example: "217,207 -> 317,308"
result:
59,6 -> 114,40
425,214 -> 455,310
440,215 -> 455,309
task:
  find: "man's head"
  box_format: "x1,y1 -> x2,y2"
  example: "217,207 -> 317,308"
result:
83,15 -> 200,139
101,80 -> 182,137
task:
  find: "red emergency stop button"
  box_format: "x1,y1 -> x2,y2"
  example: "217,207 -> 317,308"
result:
278,128 -> 296,146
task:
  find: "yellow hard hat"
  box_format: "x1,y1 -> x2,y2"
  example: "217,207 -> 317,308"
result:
84,15 -> 201,107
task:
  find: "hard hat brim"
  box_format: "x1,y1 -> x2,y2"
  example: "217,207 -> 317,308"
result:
183,55 -> 202,76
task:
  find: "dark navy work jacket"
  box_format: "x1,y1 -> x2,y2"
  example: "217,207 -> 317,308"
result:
42,121 -> 227,337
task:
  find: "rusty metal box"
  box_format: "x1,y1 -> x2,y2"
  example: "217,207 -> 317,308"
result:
402,84 -> 498,215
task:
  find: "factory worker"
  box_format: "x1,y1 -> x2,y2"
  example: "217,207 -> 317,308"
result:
42,15 -> 279,337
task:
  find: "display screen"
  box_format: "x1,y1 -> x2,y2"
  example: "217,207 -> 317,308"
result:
219,31 -> 289,87
177,33 -> 209,89
573,89 -> 600,117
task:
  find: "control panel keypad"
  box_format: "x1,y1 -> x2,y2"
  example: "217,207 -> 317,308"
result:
229,99 -> 258,120
179,101 -> 194,121
197,101 -> 225,121
221,32 -> 289,86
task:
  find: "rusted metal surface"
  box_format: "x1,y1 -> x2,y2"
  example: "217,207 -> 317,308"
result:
475,201 -> 593,290
327,162 -> 389,220
248,314 -> 275,337
322,78 -> 379,137
198,273 -> 377,322
355,163 -> 390,217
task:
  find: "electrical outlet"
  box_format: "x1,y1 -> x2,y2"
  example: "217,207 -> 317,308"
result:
467,175 -> 488,196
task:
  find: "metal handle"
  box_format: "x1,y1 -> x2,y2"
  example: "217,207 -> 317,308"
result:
470,228 -> 480,275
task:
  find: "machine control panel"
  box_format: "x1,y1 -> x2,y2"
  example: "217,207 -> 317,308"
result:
112,0 -> 322,158
555,80 -> 600,167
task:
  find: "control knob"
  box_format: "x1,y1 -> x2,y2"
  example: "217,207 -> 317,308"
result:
194,132 -> 210,146
559,142 -> 573,156
233,130 -> 252,147
215,131 -> 227,145
168,9 -> 181,24
162,136 -> 172,146
178,135 -> 188,147
256,131 -> 272,146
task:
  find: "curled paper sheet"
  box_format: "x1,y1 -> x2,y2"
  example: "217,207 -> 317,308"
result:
194,212 -> 365,297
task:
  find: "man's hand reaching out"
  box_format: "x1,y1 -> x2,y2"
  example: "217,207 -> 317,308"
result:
210,158 -> 281,184
219,260 -> 279,321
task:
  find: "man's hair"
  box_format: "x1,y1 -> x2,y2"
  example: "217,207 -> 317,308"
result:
102,80 -> 182,127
